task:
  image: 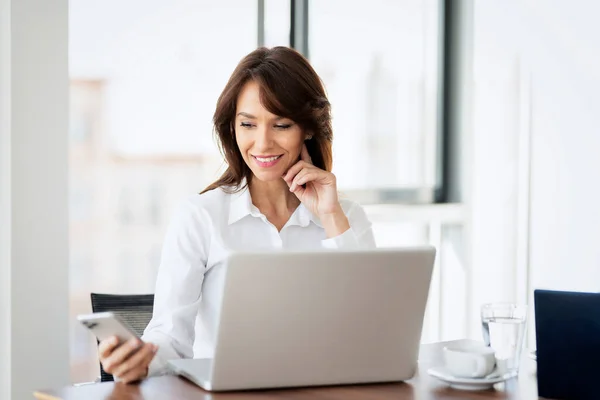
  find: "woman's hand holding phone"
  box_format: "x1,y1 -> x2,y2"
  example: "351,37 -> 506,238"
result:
98,336 -> 158,383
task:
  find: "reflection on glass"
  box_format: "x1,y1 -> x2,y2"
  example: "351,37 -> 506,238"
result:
309,0 -> 440,190
264,0 -> 291,47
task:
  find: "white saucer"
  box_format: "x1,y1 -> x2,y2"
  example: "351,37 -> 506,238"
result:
427,366 -> 518,391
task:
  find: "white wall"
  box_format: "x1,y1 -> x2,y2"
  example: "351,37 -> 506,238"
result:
466,0 -> 600,341
525,1 -> 600,346
0,0 -> 12,398
526,0 -> 600,293
1,0 -> 70,398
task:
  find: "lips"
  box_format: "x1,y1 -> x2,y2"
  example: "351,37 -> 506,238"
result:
254,155 -> 281,162
252,154 -> 283,168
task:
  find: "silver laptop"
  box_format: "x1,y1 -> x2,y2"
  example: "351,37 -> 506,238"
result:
168,247 -> 435,391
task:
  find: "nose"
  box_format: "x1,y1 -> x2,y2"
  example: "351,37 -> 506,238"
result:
254,125 -> 274,151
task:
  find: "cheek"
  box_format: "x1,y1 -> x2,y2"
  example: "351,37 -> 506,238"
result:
283,130 -> 304,154
280,135 -> 303,169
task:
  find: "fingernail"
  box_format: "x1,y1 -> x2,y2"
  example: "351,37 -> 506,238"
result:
153,345 -> 158,353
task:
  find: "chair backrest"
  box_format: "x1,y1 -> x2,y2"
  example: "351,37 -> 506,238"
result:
535,289 -> 600,400
90,293 -> 155,382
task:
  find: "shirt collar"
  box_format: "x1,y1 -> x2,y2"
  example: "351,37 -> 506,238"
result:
227,183 -> 258,225
227,181 -> 322,228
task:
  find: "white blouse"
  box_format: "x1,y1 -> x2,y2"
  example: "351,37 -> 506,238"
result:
142,185 -> 376,376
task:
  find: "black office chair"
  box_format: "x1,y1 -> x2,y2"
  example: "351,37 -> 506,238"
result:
90,293 -> 155,382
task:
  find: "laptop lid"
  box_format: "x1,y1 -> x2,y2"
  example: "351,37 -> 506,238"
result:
209,247 -> 435,391
534,289 -> 600,400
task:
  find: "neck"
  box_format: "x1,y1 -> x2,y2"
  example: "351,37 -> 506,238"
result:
248,177 -> 299,215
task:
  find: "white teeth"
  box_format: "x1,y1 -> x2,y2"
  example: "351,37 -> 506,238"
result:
255,156 -> 280,162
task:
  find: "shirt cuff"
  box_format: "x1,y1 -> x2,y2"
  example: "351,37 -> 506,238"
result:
321,227 -> 360,249
141,332 -> 181,378
146,345 -> 174,377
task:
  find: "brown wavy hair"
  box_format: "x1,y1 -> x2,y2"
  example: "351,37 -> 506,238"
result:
201,46 -> 332,194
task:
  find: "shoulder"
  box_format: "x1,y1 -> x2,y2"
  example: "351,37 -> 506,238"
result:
188,187 -> 230,210
171,187 -> 231,224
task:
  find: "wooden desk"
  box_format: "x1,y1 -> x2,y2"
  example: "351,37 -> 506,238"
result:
35,340 -> 543,400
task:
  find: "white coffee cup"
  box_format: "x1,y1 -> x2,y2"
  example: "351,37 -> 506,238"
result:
443,343 -> 497,378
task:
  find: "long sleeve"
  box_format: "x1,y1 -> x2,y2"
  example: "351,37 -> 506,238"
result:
321,201 -> 376,249
142,197 -> 209,377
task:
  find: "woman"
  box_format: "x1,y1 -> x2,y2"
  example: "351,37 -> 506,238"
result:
98,46 -> 376,383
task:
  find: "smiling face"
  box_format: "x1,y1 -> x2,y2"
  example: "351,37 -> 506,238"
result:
235,80 -> 305,183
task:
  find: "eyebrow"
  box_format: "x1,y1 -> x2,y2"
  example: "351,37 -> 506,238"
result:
236,112 -> 287,121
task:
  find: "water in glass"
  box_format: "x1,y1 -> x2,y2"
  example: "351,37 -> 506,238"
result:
482,315 -> 526,373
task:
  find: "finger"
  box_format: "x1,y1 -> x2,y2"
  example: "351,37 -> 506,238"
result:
284,161 -> 318,185
102,338 -> 142,374
289,168 -> 308,192
98,336 -> 120,360
290,169 -> 315,192
301,143 -> 313,164
119,366 -> 148,384
290,182 -> 305,199
291,171 -> 319,191
120,348 -> 156,383
283,161 -> 312,183
112,343 -> 157,379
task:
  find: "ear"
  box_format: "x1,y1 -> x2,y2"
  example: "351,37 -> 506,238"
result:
304,131 -> 313,141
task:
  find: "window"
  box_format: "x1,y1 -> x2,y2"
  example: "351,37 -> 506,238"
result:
263,0 -> 291,47
309,0 -> 443,201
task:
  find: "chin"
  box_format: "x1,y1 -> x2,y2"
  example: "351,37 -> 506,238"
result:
250,170 -> 283,182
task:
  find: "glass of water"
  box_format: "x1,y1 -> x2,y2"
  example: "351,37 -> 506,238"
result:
481,303 -> 527,374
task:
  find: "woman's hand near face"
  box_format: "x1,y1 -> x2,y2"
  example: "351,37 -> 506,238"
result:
283,144 -> 350,237
98,336 -> 158,384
